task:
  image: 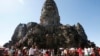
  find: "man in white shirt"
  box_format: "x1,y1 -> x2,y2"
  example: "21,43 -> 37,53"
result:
84,48 -> 88,56
29,45 -> 36,56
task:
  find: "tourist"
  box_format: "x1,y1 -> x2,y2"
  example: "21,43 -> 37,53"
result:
42,49 -> 47,56
84,47 -> 88,56
45,50 -> 50,56
28,45 -> 35,56
77,47 -> 83,56
9,46 -> 15,56
69,48 -> 78,56
0,48 -> 4,56
88,47 -> 93,56
18,49 -> 22,56
63,48 -> 69,56
90,48 -> 95,56
22,47 -> 28,56
14,48 -> 18,56
50,49 -> 54,56
98,48 -> 100,56
34,46 -> 40,56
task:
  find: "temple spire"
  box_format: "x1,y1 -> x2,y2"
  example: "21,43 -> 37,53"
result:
46,0 -> 54,1
40,0 -> 60,26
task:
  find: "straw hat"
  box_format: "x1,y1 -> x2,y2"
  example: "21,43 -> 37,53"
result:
23,47 -> 27,49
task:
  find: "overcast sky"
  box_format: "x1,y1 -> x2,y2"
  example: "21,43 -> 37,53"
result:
0,0 -> 100,47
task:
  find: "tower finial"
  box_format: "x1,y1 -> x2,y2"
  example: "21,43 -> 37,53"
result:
47,0 -> 54,1
46,0 -> 54,2
40,0 -> 60,26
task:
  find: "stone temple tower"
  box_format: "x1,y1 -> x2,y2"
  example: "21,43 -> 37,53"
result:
40,0 -> 60,26
4,0 -> 95,49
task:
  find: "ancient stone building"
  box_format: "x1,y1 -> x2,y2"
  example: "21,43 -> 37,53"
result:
4,0 -> 95,49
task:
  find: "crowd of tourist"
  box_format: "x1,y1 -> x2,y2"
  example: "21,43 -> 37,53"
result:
0,45 -> 100,56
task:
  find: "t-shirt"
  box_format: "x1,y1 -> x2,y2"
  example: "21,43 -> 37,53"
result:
77,48 -> 83,54
84,48 -> 88,55
29,48 -> 36,55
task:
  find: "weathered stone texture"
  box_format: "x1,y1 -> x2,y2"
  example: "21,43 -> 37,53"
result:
4,0 -> 95,48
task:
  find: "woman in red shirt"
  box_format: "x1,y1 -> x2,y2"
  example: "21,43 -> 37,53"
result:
77,48 -> 83,56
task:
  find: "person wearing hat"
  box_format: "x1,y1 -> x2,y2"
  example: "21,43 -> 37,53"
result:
22,46 -> 28,56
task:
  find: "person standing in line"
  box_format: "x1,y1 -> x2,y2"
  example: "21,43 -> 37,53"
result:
34,46 -> 40,56
84,47 -> 88,56
28,45 -> 35,56
22,47 -> 28,56
98,48 -> 100,56
77,47 -> 83,56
